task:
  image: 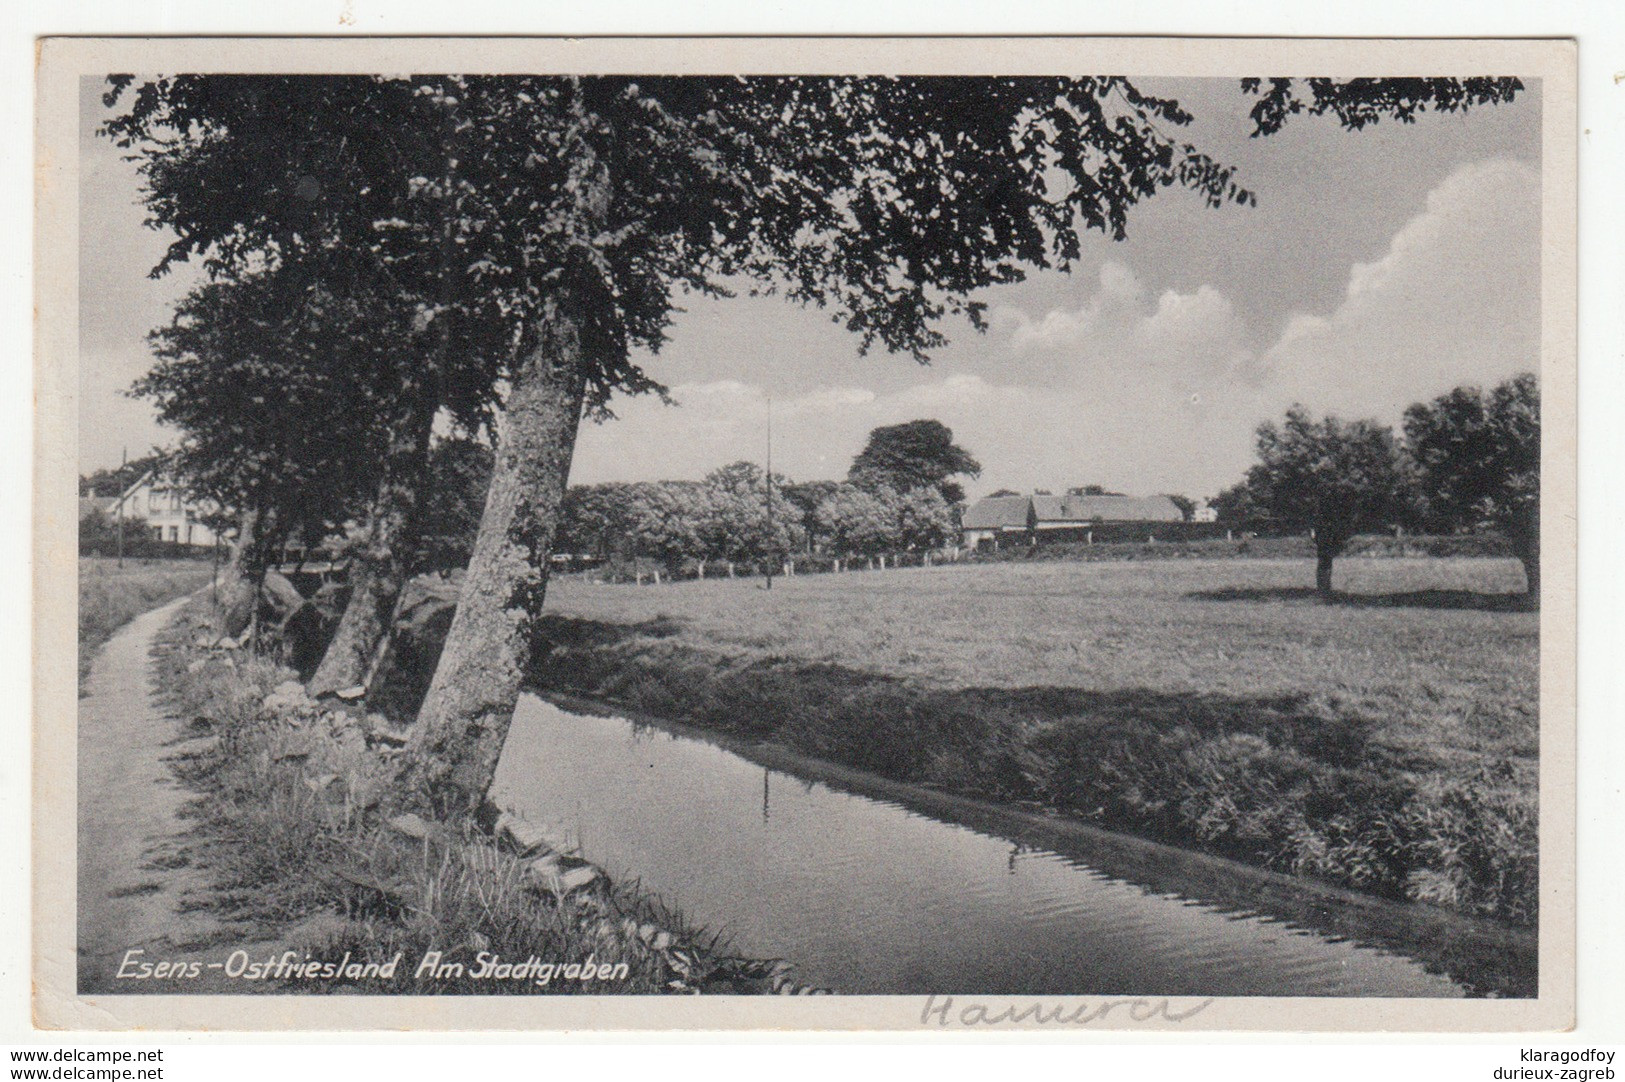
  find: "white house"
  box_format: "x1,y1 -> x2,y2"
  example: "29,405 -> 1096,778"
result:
111,470 -> 223,548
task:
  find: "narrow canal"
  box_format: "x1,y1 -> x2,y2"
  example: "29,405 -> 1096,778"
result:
491,694 -> 1512,997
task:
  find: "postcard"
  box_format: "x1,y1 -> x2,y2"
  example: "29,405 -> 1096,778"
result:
34,35 -> 1576,1031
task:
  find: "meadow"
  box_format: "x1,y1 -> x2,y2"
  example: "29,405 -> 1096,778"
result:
78,556 -> 215,683
531,556 -> 1539,924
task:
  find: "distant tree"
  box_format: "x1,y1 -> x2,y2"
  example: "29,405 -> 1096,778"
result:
556,483 -> 632,562
848,420 -> 981,506
699,462 -> 804,571
1208,482 -> 1256,526
1033,489 -> 1054,496
986,488 -> 1022,499
895,486 -> 958,551
1234,406 -> 1408,597
782,479 -> 843,553
815,484 -> 900,559
79,451 -> 168,498
1403,373 -> 1540,597
1164,494 -> 1198,522
621,481 -> 708,573
412,438 -> 497,574
78,508 -> 149,556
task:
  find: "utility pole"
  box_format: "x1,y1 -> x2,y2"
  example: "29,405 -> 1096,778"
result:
764,391 -> 774,591
115,446 -> 126,568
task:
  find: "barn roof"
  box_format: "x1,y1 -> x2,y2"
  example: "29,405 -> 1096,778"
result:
960,495 -> 1032,529
1033,494 -> 1184,523
962,492 -> 1185,529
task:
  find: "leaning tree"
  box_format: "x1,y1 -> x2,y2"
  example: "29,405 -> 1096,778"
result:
104,73 -> 1522,813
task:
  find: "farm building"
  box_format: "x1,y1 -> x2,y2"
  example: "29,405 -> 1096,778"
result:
108,470 -> 223,548
961,492 -> 1184,550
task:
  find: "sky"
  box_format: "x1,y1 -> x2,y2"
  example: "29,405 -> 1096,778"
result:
79,76 -> 1544,501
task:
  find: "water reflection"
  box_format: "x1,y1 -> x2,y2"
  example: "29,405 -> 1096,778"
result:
492,695 -> 1477,998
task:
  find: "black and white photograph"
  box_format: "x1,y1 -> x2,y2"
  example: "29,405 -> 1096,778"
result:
32,36 -> 1576,1032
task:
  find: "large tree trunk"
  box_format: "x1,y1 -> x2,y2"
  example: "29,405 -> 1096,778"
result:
1315,553 -> 1335,597
215,507 -> 267,638
308,405 -> 436,698
404,308 -> 588,814
1314,537 -> 1345,600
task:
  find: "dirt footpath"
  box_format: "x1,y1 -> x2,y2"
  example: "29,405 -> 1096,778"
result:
76,596 -> 269,994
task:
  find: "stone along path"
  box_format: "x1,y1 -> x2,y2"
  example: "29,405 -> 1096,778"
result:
76,595 -> 264,993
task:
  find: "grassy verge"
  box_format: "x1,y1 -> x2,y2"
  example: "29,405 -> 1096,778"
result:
530,558 -> 1538,926
153,599 -> 798,994
968,531 -> 1516,565
79,556 -> 215,685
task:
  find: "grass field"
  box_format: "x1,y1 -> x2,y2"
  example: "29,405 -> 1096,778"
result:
531,557 -> 1538,924
79,557 -> 215,683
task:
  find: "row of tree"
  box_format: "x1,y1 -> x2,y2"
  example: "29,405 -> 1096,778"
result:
1214,373 -> 1539,598
100,73 -> 1524,814
558,469 -> 958,574
558,419 -> 978,572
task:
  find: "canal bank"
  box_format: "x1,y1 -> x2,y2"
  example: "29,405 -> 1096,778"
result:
524,579 -> 1537,935
492,691 -> 1535,998
494,692 -> 1534,994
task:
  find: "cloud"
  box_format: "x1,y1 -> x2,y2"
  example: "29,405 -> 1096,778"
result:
575,159 -> 1540,503
1255,157 -> 1541,418
992,262 -> 1256,410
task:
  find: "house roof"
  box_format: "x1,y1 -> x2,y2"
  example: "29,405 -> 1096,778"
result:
115,469 -> 158,507
960,495 -> 1032,530
1033,494 -> 1184,523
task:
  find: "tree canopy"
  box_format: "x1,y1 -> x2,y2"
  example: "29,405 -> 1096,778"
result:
1234,406 -> 1408,595
103,75 -> 1275,407
848,419 -> 981,505
138,268 -> 406,544
1404,373 -> 1540,594
101,72 -> 1528,808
